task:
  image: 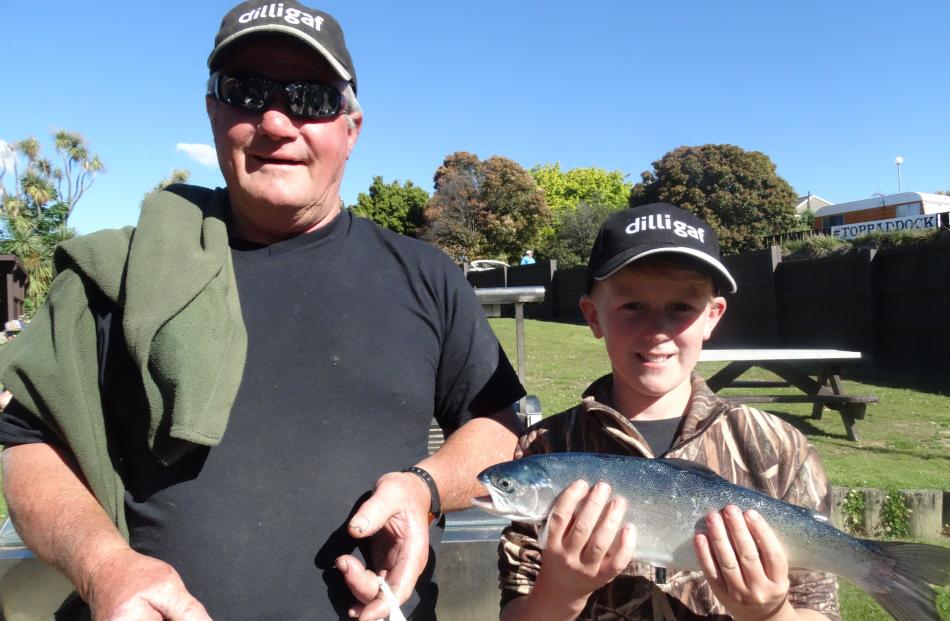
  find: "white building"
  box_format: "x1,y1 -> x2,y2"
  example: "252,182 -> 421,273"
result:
812,192 -> 950,239
794,194 -> 833,215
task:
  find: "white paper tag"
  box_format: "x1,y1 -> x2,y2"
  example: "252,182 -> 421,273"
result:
376,576 -> 407,621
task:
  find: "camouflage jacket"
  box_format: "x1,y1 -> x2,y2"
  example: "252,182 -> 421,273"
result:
498,374 -> 841,621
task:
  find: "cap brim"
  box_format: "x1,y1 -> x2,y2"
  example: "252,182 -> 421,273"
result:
207,25 -> 353,83
593,246 -> 737,293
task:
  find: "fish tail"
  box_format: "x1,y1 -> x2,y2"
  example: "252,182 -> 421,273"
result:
863,540 -> 950,621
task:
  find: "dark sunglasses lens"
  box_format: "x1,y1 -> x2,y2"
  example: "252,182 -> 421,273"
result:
286,83 -> 343,118
218,75 -> 270,110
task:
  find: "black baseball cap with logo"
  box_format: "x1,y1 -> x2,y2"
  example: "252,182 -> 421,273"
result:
208,0 -> 358,93
587,202 -> 737,293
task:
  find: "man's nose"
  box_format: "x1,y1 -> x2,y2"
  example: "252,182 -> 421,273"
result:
257,101 -> 299,139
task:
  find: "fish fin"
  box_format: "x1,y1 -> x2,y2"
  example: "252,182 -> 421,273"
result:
659,458 -> 726,481
863,539 -> 950,621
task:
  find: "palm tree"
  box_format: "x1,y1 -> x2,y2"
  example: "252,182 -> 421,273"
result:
146,169 -> 192,199
0,131 -> 99,313
54,130 -> 104,219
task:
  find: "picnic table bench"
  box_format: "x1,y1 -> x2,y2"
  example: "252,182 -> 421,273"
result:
699,349 -> 878,441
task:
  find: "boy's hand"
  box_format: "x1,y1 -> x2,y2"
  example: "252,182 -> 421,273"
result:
532,480 -> 637,607
694,505 -> 795,621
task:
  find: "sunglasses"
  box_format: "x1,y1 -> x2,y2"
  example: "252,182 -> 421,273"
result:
209,72 -> 345,120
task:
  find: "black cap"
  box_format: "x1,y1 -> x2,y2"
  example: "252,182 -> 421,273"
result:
208,1 -> 357,93
587,202 -> 737,293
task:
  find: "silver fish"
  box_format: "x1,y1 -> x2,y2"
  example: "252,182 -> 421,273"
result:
472,453 -> 950,621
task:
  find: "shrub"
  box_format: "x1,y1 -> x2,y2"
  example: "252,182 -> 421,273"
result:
851,227 -> 942,250
879,490 -> 911,538
841,489 -> 867,535
781,234 -> 849,258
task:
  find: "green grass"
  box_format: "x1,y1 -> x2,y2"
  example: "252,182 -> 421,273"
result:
490,317 -> 950,620
840,576 -> 950,620
490,318 -> 950,491
706,363 -> 950,491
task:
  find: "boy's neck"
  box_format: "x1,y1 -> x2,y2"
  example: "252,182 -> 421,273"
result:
612,376 -> 692,421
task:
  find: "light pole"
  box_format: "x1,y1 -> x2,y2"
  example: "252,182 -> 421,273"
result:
894,156 -> 903,193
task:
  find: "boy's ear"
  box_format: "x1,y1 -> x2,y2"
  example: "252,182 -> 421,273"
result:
702,296 -> 728,341
579,294 -> 604,339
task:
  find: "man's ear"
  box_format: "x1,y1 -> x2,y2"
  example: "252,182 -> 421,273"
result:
205,95 -> 223,136
579,294 -> 604,339
702,296 -> 727,341
345,109 -> 363,156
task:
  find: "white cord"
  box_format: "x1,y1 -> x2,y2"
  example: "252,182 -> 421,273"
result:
376,576 -> 407,621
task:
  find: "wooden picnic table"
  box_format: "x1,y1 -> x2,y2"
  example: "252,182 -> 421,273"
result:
699,349 -> 877,441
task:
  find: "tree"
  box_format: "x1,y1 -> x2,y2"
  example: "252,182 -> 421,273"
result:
546,201 -> 616,268
53,131 -> 104,220
0,131 -> 104,311
530,163 -> 632,214
422,152 -> 550,262
797,207 -> 816,230
629,144 -> 798,254
530,163 -> 632,259
146,169 -> 192,200
350,175 -> 429,236
422,154 -> 484,260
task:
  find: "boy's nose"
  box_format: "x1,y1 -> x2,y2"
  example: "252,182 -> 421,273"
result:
643,310 -> 667,330
642,312 -> 682,342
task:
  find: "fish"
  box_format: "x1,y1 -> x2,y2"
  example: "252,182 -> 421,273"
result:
472,453 -> 950,621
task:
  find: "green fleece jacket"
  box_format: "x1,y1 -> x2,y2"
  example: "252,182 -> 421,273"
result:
0,185 -> 248,537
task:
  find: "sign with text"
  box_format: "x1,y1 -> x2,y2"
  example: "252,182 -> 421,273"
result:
831,214 -> 940,240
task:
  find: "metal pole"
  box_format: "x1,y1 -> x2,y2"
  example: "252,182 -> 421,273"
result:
897,164 -> 902,193
515,302 -> 527,415
472,287 -> 544,419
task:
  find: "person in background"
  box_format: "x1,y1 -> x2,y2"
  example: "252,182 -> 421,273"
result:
0,2 -> 524,619
520,250 -> 536,265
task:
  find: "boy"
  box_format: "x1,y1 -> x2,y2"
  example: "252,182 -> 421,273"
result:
497,203 -> 839,621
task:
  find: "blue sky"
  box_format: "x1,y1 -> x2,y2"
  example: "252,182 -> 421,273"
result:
3,0 -> 948,235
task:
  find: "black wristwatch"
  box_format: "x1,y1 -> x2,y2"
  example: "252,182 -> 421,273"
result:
402,466 -> 441,518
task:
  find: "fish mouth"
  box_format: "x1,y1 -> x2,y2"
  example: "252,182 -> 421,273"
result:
471,495 -> 495,511
470,493 -> 516,518
470,491 -> 546,524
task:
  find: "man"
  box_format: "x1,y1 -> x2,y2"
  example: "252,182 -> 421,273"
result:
520,250 -> 536,265
0,2 -> 524,620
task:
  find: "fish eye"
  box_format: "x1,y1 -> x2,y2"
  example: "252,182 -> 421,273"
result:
498,477 -> 514,492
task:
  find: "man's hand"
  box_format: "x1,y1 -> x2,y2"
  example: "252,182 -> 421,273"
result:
83,547 -> 211,621
336,471 -> 431,621
2,443 -> 211,620
694,505 -> 800,621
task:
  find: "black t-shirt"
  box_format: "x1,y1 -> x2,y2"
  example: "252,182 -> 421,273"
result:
629,417 -> 681,457
0,209 -> 524,620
